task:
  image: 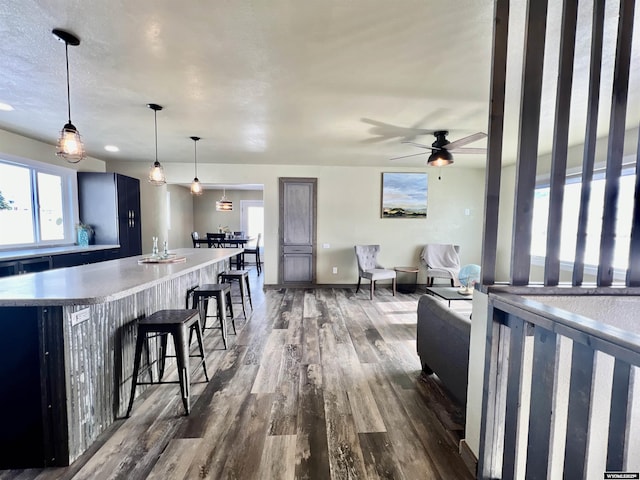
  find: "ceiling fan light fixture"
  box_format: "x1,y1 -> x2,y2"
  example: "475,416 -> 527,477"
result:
53,28 -> 85,163
147,103 -> 166,186
427,149 -> 454,167
189,136 -> 203,196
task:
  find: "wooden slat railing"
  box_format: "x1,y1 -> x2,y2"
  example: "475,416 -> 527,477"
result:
477,289 -> 640,479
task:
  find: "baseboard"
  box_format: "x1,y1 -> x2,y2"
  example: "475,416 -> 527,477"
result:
459,439 -> 478,477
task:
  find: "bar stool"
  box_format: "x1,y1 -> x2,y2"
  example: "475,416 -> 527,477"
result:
187,284 -> 235,349
126,309 -> 208,416
218,270 -> 253,319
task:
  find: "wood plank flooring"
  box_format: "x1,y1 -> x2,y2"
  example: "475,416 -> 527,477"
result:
0,272 -> 473,480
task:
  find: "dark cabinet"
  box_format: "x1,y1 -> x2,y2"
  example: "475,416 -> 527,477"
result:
78,173 -> 142,258
0,257 -> 51,277
50,248 -> 119,269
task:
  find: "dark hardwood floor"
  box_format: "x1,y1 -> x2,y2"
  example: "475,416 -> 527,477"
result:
0,270 -> 473,480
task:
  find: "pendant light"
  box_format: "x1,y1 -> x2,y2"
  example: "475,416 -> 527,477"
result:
52,28 -> 85,163
147,103 -> 166,185
189,136 -> 203,196
216,188 -> 233,211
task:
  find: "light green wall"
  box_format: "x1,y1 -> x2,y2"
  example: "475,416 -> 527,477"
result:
109,160 -> 487,286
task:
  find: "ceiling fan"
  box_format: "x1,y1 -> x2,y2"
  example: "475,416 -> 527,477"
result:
390,130 -> 487,166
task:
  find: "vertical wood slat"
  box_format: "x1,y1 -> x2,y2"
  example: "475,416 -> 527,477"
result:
478,306 -> 504,479
626,126 -> 640,285
597,0 -> 636,286
525,326 -> 557,479
606,359 -> 631,471
481,0 -> 510,286
573,0 -> 606,286
510,0 -> 549,285
501,315 -> 525,480
544,0 -> 579,286
562,341 -> 594,478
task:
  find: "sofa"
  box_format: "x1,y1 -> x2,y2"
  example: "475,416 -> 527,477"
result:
416,294 -> 472,406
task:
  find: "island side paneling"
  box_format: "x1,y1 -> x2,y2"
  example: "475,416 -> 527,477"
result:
61,259 -> 227,463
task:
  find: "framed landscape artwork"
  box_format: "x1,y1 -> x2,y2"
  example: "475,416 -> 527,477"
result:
381,172 -> 428,218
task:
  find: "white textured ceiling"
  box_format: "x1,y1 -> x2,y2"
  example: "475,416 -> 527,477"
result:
0,1 -> 638,172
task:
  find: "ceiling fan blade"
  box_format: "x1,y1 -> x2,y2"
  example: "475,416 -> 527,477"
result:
389,152 -> 429,161
444,132 -> 487,150
448,147 -> 486,154
401,141 -> 431,149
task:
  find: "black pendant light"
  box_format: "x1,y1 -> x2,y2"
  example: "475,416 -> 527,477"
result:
147,103 -> 166,185
52,28 -> 85,163
190,136 -> 203,195
427,130 -> 454,167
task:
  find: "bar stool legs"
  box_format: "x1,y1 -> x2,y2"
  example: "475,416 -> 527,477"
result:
218,270 -> 253,320
126,309 -> 208,417
188,283 -> 235,349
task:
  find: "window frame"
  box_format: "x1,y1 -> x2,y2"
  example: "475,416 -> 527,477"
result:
0,153 -> 79,250
531,159 -> 636,283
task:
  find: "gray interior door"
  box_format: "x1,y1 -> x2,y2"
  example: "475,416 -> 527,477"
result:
279,177 -> 317,284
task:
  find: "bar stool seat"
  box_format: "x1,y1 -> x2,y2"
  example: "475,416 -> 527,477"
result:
187,283 -> 235,349
218,270 -> 253,319
126,309 -> 208,416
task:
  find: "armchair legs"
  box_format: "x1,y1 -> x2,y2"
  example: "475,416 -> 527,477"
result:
356,276 -> 396,300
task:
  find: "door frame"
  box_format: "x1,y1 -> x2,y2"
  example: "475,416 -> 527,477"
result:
278,177 -> 317,285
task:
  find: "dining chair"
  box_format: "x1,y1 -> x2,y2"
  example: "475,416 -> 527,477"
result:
354,245 -> 396,300
420,244 -> 461,286
243,233 -> 262,275
191,232 -> 200,248
206,233 -> 226,248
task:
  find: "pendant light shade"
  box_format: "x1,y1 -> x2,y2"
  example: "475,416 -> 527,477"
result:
427,149 -> 454,167
147,103 -> 166,186
53,28 -> 85,163
216,189 -> 233,211
189,136 -> 203,196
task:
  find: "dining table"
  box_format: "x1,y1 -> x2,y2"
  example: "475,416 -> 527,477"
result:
194,236 -> 254,269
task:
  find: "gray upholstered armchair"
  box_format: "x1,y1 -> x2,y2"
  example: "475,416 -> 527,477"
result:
420,244 -> 461,287
354,245 -> 396,300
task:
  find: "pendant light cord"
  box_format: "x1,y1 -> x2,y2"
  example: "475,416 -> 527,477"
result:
154,109 -> 158,162
194,139 -> 198,177
65,42 -> 72,123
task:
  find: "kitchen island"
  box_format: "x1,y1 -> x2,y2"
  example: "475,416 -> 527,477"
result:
0,248 -> 241,469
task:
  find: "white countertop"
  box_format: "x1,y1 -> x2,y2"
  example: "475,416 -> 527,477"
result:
0,244 -> 121,262
0,248 -> 241,306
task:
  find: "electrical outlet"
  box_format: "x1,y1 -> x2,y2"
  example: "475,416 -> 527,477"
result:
332,267 -> 338,274
323,243 -> 330,249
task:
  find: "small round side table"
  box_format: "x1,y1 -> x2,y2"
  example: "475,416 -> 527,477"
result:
394,266 -> 419,294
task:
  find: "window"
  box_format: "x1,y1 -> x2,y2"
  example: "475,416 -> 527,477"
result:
531,167 -> 635,272
0,156 -> 78,249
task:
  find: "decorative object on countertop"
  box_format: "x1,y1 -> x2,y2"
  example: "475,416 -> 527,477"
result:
163,240 -> 168,257
52,28 -> 85,163
76,222 -> 94,247
152,236 -> 159,257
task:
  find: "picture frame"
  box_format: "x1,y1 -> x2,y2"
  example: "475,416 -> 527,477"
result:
381,172 -> 427,218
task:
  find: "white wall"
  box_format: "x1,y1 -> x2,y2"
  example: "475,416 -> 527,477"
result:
193,189 -> 264,235
167,184 -> 195,249
0,129 -> 105,173
109,160 -> 487,286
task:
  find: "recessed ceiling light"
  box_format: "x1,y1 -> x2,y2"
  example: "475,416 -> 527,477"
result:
104,145 -> 120,152
0,102 -> 14,111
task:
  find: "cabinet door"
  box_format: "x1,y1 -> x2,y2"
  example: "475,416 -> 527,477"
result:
116,175 -> 142,257
279,178 -> 317,284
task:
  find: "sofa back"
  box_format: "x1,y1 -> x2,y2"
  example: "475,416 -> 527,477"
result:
416,294 -> 472,406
